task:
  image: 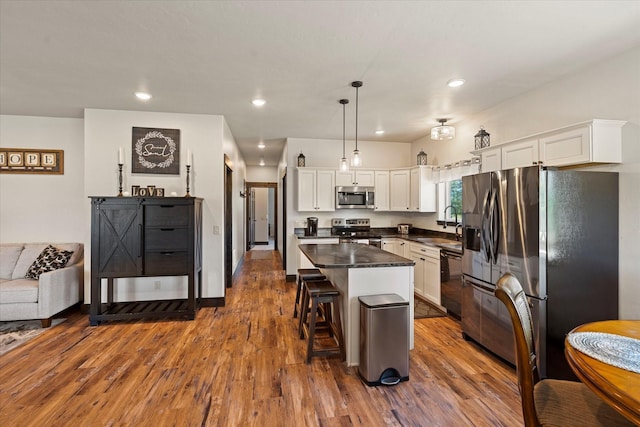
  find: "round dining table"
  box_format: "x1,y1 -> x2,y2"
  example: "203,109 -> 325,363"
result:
565,320 -> 640,425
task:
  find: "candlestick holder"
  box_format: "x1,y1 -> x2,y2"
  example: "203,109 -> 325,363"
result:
117,163 -> 124,197
185,165 -> 192,198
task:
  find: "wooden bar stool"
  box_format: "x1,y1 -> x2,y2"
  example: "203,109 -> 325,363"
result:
299,279 -> 345,364
293,268 -> 325,319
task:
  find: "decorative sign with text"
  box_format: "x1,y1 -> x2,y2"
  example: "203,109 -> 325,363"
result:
132,127 -> 180,174
0,148 -> 64,174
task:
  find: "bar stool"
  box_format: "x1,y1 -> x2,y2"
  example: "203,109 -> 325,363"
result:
293,268 -> 325,319
299,279 -> 345,364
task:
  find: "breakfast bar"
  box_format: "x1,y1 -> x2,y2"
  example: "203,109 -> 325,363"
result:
298,243 -> 415,366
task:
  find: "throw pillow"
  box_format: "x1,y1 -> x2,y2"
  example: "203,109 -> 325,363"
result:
25,245 -> 74,280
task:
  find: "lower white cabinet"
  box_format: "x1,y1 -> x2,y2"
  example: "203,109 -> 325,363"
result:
409,243 -> 440,305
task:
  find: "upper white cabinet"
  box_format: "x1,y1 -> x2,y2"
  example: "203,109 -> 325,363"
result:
409,166 -> 436,212
480,147 -> 502,173
475,119 -> 626,172
374,170 -> 390,211
297,168 -> 335,212
335,169 -> 375,187
389,169 -> 411,211
501,137 -> 539,170
389,167 -> 436,212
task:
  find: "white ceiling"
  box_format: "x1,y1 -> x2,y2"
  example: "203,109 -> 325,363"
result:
1,1 -> 639,166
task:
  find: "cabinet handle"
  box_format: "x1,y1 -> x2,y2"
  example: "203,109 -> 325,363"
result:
161,252 -> 175,255
532,161 -> 538,165
160,228 -> 175,231
160,205 -> 175,208
420,257 -> 425,261
138,224 -> 143,257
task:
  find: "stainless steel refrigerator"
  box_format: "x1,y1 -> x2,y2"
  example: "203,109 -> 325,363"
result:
461,165 -> 618,380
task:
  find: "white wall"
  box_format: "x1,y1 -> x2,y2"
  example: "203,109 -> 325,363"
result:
84,109 -> 245,303
246,166 -> 278,182
412,47 -> 640,319
0,116 -> 85,243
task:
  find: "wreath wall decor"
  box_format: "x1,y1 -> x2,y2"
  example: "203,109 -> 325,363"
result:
131,127 -> 180,174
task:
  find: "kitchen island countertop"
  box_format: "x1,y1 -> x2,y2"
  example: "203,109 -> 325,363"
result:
298,243 -> 415,269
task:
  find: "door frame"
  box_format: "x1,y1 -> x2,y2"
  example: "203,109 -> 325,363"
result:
224,156 -> 233,288
245,181 -> 277,252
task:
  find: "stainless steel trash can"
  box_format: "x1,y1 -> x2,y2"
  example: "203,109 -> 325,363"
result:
358,294 -> 409,386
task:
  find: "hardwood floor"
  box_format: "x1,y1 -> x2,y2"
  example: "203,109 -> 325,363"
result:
0,250 -> 523,426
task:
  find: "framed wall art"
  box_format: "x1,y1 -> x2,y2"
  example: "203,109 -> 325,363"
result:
0,148 -> 64,174
132,127 -> 180,175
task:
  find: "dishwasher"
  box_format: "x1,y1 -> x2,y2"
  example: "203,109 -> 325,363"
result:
440,250 -> 462,319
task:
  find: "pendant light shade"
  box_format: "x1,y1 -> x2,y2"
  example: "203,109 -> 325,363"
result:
351,81 -> 363,167
339,99 -> 350,172
431,119 -> 456,140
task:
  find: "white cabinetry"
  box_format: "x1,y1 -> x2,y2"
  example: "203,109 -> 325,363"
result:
480,147 -> 502,172
409,166 -> 436,212
297,168 -> 335,212
381,238 -> 397,254
475,119 -> 625,172
297,237 -> 339,269
389,169 -> 411,211
389,167 -> 435,212
373,170 -> 389,211
335,169 -> 375,187
501,138 -> 539,170
409,243 -> 440,305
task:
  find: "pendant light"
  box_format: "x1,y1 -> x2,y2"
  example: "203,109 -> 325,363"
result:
339,99 -> 350,172
351,81 -> 363,167
431,118 -> 456,140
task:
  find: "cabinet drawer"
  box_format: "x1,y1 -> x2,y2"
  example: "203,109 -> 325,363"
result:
145,205 -> 190,227
409,243 -> 440,259
145,251 -> 188,275
145,228 -> 188,250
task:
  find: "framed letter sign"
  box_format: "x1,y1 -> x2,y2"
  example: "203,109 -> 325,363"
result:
132,127 -> 180,174
0,148 -> 64,174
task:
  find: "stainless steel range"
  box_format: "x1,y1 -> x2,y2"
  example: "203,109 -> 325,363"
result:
331,218 -> 381,248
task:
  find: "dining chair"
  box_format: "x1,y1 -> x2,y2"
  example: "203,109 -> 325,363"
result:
495,273 -> 633,427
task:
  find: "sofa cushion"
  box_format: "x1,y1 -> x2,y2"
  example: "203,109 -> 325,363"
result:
0,279 -> 38,303
0,244 -> 23,280
25,245 -> 74,280
57,243 -> 82,266
11,244 -> 48,279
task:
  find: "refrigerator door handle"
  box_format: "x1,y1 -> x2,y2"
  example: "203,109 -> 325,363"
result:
490,190 -> 500,264
487,190 -> 497,264
481,192 -> 492,262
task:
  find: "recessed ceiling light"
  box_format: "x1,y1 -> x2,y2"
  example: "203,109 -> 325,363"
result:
447,79 -> 466,88
375,130 -> 385,135
252,98 -> 266,107
259,158 -> 265,166
258,141 -> 265,149
135,92 -> 152,100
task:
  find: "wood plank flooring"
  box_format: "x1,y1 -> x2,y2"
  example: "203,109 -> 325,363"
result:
0,250 -> 524,426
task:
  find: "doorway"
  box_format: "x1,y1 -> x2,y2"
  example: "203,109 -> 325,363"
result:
246,182 -> 277,252
224,158 -> 233,288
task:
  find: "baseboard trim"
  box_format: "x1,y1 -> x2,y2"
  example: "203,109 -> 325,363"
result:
286,274 -> 296,282
81,297 -> 226,313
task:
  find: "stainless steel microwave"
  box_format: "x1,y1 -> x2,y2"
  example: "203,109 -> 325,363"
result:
335,186 -> 375,209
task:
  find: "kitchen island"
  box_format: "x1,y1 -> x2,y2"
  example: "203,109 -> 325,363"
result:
298,243 -> 415,366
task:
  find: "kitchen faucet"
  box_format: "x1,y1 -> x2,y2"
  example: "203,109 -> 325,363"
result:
443,205 -> 458,229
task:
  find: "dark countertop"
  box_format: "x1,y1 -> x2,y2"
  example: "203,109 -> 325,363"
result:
295,228 -> 463,255
299,243 -> 415,269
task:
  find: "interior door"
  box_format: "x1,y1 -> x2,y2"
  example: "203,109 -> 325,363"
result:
253,187 -> 269,243
249,189 -> 256,249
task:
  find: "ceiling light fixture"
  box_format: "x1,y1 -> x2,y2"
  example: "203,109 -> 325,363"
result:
447,78 -> 466,88
351,81 -> 363,168
135,92 -> 152,100
252,98 -> 266,107
258,141 -> 265,149
431,119 -> 456,140
259,157 -> 265,166
339,99 -> 350,173
376,130 -> 384,135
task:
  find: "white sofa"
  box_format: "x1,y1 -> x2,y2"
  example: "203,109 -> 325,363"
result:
0,243 -> 83,327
